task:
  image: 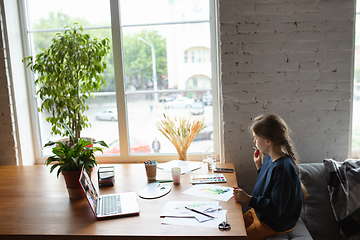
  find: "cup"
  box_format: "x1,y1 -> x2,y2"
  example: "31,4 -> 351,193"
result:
145,163 -> 157,182
171,167 -> 181,185
207,154 -> 217,170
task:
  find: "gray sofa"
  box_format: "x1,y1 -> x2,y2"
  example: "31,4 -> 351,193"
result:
267,163 -> 342,240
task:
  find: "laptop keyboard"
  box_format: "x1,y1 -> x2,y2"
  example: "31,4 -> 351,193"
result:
101,195 -> 122,216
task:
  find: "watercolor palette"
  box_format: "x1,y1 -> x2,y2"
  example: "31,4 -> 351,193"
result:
190,174 -> 227,184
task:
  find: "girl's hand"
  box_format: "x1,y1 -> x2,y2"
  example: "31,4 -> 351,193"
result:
233,187 -> 252,203
254,149 -> 263,170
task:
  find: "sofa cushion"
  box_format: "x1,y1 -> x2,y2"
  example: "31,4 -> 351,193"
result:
299,163 -> 342,240
265,217 -> 313,240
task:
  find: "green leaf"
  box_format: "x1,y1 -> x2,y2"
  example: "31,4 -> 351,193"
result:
23,23 -> 111,138
44,141 -> 56,148
93,140 -> 109,148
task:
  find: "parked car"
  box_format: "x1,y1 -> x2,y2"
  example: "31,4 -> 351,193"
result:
194,122 -> 213,141
158,93 -> 182,102
201,94 -> 212,106
165,97 -> 194,109
190,101 -> 205,115
102,138 -> 151,155
95,108 -> 118,121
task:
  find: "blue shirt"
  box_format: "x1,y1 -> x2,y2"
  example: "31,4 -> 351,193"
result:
249,155 -> 303,232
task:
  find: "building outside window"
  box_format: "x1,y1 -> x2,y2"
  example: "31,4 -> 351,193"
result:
23,0 -> 220,163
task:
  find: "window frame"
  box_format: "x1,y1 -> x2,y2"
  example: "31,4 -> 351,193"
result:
19,0 -> 222,164
352,6 -> 360,158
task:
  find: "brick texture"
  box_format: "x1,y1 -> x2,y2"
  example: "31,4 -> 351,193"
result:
219,0 -> 355,191
0,10 -> 16,165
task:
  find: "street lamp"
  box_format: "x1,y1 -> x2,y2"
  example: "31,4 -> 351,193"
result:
138,36 -> 158,103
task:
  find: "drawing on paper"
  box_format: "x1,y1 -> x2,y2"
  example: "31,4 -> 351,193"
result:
199,188 -> 231,196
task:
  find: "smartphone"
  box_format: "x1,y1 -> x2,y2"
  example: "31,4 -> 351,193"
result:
213,168 -> 234,173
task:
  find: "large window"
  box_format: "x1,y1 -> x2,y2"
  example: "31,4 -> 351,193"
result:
23,0 -> 220,163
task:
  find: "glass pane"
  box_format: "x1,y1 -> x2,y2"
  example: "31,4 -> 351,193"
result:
120,0 -> 214,155
25,1 -> 117,156
43,94 -> 119,156
124,93 -> 213,156
26,0 -> 111,30
30,29 -> 115,93
121,23 -> 211,94
120,0 -> 209,26
27,0 -> 214,159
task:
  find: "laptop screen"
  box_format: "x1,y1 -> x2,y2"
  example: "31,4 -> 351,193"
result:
79,167 -> 99,214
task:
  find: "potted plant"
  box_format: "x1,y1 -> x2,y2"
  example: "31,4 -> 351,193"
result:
45,124 -> 108,198
23,23 -> 111,145
23,24 -> 111,198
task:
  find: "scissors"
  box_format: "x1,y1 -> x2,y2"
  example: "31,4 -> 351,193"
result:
218,215 -> 231,231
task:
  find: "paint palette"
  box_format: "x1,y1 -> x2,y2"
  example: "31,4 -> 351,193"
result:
190,174 -> 227,184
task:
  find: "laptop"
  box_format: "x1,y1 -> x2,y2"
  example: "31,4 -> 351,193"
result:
79,166 -> 140,219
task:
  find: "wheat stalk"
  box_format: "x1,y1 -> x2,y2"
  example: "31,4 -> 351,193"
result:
157,114 -> 206,160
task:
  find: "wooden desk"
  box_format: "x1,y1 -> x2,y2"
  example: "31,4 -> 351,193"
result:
0,163 -> 246,239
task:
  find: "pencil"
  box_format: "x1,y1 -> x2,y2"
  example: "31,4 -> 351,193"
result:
185,207 -> 214,219
154,180 -> 173,183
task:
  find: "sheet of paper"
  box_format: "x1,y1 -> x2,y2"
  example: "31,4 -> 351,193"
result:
160,201 -> 221,218
161,210 -> 227,228
157,160 -> 202,174
193,212 -> 213,223
182,185 -> 233,201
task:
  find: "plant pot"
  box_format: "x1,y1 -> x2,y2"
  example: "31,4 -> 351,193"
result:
62,168 -> 93,199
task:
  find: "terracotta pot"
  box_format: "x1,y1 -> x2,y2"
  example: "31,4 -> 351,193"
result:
62,168 -> 93,199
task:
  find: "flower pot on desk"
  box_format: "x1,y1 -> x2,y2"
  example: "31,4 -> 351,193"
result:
62,168 -> 93,199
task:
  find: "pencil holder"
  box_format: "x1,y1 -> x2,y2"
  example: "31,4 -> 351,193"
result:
145,163 -> 157,182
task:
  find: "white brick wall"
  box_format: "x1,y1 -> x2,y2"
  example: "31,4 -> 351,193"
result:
0,13 -> 16,165
219,0 -> 355,191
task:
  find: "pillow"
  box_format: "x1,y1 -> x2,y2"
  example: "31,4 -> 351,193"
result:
299,163 -> 341,240
323,159 -> 360,239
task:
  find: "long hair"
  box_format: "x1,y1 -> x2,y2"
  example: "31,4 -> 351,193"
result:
250,114 -> 309,200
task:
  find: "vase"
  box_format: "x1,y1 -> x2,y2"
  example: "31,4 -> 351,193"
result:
177,149 -> 188,161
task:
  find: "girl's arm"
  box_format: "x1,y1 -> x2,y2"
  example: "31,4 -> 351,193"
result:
249,165 -> 298,219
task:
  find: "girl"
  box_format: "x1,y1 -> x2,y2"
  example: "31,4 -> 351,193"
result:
233,114 -> 307,240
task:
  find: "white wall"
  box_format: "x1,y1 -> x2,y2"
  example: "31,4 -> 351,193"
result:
219,0 -> 356,192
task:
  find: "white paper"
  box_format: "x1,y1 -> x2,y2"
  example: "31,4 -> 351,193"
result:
182,185 -> 233,201
157,160 -> 202,174
160,201 -> 221,218
161,210 -> 227,228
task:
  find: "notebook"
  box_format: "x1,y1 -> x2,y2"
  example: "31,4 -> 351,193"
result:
79,166 -> 140,219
